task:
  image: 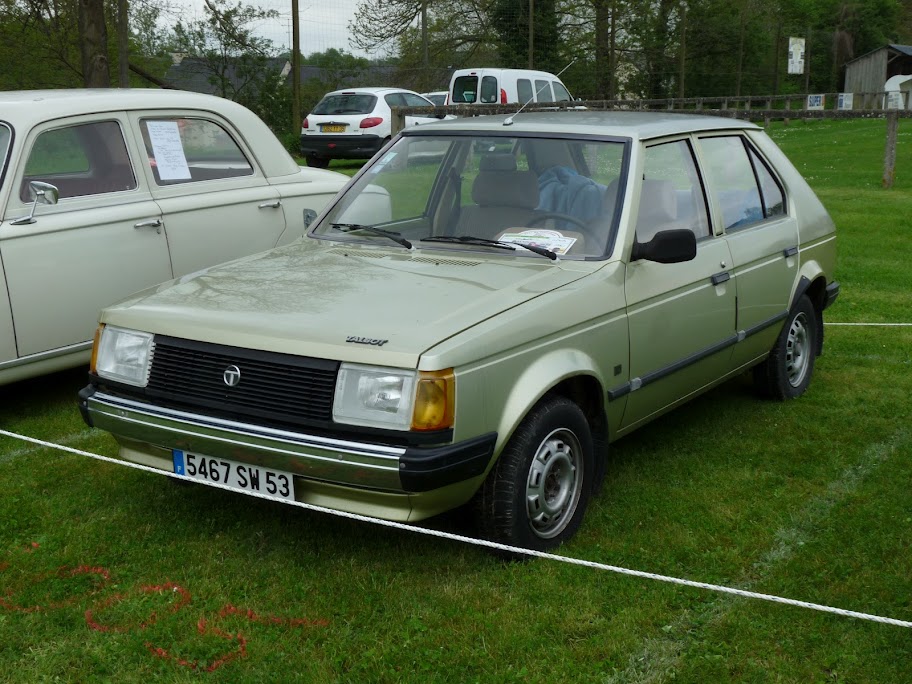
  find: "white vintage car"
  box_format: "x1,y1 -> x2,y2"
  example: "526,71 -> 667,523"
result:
0,89 -> 348,385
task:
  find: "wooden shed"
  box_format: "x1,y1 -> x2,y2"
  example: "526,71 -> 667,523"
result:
844,44 -> 912,107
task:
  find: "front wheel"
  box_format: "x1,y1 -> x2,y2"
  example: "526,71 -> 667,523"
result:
474,396 -> 594,552
754,294 -> 818,400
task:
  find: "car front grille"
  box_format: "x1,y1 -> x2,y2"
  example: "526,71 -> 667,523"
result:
145,336 -> 339,427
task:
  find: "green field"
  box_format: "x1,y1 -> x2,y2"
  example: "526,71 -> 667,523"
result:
2,118 -> 911,682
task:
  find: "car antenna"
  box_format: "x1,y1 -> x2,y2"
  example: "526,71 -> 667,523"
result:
503,59 -> 577,127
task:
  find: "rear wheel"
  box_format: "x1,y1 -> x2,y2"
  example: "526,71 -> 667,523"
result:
306,155 -> 330,169
754,294 -> 818,400
474,396 -> 594,553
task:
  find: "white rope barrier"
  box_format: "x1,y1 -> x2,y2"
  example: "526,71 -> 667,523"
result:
1,427 -> 910,629
825,322 -> 912,327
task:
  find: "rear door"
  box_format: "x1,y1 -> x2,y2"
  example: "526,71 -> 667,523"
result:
0,116 -> 171,359
131,113 -> 285,277
622,138 -> 737,430
696,133 -> 799,366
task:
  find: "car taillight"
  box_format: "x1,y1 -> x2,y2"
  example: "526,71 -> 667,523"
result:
360,117 -> 383,129
500,88 -> 507,104
302,117 -> 309,129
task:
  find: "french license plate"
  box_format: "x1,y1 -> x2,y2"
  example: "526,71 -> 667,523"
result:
321,124 -> 346,133
172,450 -> 295,501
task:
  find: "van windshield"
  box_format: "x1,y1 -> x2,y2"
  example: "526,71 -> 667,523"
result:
451,76 -> 478,103
312,133 -> 628,260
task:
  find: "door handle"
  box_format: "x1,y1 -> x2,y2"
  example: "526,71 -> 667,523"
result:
134,218 -> 162,234
258,200 -> 282,209
711,271 -> 730,286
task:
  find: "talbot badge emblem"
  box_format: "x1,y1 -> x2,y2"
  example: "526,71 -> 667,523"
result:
223,365 -> 242,387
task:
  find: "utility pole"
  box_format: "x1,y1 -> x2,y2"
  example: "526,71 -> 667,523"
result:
528,0 -> 534,68
291,0 -> 301,139
117,0 -> 128,87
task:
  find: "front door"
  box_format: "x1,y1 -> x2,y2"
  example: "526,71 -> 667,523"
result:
622,138 -> 737,430
0,117 -> 172,358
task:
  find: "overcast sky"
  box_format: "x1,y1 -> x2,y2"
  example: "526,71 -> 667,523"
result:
164,0 -> 374,56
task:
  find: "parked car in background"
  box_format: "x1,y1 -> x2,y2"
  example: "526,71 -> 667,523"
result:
0,89 -> 348,386
300,87 -> 440,168
421,91 -> 448,106
448,68 -> 573,105
80,111 -> 838,552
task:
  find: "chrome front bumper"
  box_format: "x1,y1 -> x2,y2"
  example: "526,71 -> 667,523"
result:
80,388 -> 495,495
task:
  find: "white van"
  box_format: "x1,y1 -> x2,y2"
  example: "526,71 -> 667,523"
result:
448,68 -> 573,105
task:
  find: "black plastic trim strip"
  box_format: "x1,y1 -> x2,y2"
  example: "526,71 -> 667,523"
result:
711,271 -> 731,286
606,310 -> 791,402
824,281 -> 840,310
399,432 -> 497,492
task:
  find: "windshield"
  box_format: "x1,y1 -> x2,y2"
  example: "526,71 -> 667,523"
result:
311,132 -> 627,259
0,124 -> 10,189
312,93 -> 377,115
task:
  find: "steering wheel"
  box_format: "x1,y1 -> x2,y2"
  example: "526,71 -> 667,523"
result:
528,212 -> 589,230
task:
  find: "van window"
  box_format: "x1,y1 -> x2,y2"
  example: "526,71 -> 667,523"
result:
535,80 -> 554,102
553,82 -> 572,102
452,75 -> 478,103
480,76 -> 499,104
517,79 -> 533,104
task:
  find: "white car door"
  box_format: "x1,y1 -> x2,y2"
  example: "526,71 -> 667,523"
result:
131,114 -> 285,277
0,116 -> 172,360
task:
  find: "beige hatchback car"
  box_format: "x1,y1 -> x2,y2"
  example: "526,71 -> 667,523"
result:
79,111 -> 839,551
0,89 -> 347,385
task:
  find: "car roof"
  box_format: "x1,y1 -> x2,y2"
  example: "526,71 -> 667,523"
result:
404,110 -> 760,141
0,88 -> 301,178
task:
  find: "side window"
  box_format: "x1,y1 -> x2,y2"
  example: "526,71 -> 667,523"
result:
402,93 -> 432,108
480,76 -> 499,103
534,79 -> 554,102
638,140 -> 710,242
517,79 -> 533,103
552,81 -> 572,102
699,136 -> 765,231
140,118 -> 252,186
452,75 -> 478,103
748,147 -> 786,218
21,121 -> 136,201
384,93 -> 406,108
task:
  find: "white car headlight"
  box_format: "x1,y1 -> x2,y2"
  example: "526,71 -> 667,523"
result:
333,363 -> 416,430
94,326 -> 154,386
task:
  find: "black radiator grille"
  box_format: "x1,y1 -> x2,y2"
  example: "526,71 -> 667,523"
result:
146,336 -> 339,425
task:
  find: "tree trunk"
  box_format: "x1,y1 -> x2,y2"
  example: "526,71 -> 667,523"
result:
594,0 -> 611,99
78,0 -> 110,87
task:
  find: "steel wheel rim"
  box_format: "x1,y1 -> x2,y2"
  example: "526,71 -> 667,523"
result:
525,428 -> 584,539
786,312 -> 811,387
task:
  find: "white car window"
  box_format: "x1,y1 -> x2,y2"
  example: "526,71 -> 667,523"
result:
384,93 -> 406,108
639,140 -> 710,241
140,118 -> 253,186
517,79 -> 534,103
552,82 -> 572,102
534,80 -> 554,103
480,76 -> 499,103
20,121 -> 136,202
402,93 -> 433,107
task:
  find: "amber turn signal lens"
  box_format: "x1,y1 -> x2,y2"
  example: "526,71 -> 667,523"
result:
411,369 -> 455,431
89,324 -> 104,374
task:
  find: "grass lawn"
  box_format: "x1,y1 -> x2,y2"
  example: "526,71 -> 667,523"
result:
2,118 -> 911,682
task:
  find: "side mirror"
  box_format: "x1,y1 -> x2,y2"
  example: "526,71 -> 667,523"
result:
11,181 -> 60,226
631,229 -> 696,264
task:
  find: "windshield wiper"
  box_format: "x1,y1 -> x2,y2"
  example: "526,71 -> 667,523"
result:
420,235 -> 557,261
331,223 -> 412,249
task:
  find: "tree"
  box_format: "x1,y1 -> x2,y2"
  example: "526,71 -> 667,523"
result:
489,0 -> 562,72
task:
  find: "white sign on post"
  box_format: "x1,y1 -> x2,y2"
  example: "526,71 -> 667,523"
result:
885,91 -> 905,110
147,121 -> 191,181
788,37 -> 805,75
806,94 -> 825,111
837,93 -> 853,110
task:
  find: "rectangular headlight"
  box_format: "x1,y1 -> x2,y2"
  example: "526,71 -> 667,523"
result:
94,326 -> 154,386
333,363 -> 416,430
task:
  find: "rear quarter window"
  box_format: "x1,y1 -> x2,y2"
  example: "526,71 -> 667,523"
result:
534,80 -> 554,102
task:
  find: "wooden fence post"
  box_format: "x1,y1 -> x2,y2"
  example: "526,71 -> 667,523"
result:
883,111 -> 899,189
391,108 -> 406,137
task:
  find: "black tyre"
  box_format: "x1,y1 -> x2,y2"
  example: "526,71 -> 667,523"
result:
754,294 -> 818,400
474,396 -> 594,552
306,155 -> 330,169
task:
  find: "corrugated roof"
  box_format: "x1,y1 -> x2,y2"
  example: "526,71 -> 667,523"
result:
845,44 -> 912,66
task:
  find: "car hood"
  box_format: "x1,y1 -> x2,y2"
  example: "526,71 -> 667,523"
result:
101,240 -> 595,368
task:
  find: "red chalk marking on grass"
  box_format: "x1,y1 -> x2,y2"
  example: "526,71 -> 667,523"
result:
1,543 -> 329,673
